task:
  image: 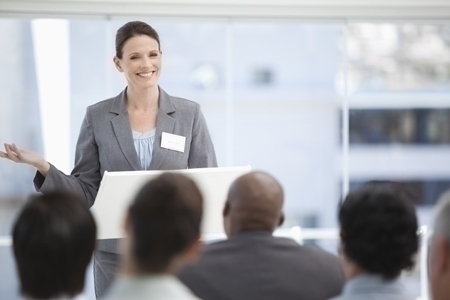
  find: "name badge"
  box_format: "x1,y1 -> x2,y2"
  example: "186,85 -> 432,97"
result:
161,132 -> 186,153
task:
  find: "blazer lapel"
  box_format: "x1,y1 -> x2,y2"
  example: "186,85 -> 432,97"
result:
149,87 -> 176,170
110,89 -> 142,171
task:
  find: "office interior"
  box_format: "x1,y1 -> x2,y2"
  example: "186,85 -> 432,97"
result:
1,0 -> 450,299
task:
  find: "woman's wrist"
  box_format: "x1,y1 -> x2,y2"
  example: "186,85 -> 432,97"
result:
35,160 -> 50,176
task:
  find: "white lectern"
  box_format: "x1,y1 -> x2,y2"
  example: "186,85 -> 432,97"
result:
91,166 -> 251,240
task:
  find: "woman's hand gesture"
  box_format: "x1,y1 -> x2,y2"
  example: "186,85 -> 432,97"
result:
0,143 -> 50,176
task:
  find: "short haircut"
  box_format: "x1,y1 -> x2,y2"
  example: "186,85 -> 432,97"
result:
12,191 -> 96,299
115,21 -> 160,59
434,189 -> 450,242
339,184 -> 418,280
128,173 -> 203,272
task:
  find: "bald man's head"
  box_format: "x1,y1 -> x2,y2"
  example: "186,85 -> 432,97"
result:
223,171 -> 284,237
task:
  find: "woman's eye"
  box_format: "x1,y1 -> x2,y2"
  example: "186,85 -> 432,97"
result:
130,56 -> 138,60
150,53 -> 158,57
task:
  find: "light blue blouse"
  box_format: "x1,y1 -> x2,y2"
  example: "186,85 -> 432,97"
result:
132,129 -> 156,170
329,274 -> 410,300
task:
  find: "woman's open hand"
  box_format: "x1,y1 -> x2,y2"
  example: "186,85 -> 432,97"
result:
0,143 -> 50,176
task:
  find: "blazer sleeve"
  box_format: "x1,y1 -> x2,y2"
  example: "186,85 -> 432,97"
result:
188,104 -> 218,168
33,107 -> 101,207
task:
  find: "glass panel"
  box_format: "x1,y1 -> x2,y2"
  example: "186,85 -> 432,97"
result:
349,108 -> 450,145
232,22 -> 344,230
0,20 -> 44,300
232,23 -> 342,98
0,19 -> 42,197
347,23 -> 450,93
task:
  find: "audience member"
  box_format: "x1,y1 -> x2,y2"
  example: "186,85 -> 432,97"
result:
179,171 -> 345,300
429,189 -> 450,300
331,184 -> 419,300
104,173 -> 203,300
12,191 -> 96,300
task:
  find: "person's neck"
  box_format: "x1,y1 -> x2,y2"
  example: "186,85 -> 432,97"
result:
126,85 -> 159,113
122,257 -> 178,277
342,258 -> 366,281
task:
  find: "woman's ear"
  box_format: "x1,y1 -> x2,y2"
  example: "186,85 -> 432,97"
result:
113,56 -> 123,72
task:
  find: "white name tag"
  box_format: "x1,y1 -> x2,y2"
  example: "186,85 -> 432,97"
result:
161,132 -> 186,153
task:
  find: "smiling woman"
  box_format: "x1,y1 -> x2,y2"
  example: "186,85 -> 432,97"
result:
116,35 -> 161,87
0,20 -> 217,298
114,30 -> 162,133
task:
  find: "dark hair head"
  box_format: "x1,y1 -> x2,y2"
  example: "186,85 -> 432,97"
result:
339,184 -> 418,280
115,21 -> 160,59
12,191 -> 96,299
128,173 -> 203,272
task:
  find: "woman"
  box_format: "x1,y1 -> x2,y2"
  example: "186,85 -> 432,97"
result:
1,21 -> 217,298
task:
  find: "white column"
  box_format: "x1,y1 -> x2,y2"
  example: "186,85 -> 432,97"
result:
31,19 -> 71,173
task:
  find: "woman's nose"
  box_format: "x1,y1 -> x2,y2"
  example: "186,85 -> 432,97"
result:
141,57 -> 150,68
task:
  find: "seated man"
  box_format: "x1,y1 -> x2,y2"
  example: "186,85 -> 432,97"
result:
12,191 -> 96,300
331,184 -> 419,300
178,171 -> 345,300
104,173 -> 203,300
429,189 -> 450,300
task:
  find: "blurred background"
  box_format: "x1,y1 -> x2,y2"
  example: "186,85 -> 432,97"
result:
1,0 -> 450,299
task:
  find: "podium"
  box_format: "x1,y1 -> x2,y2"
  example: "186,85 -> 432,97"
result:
90,166 -> 251,239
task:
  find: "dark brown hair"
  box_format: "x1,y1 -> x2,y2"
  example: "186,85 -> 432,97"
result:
115,21 -> 160,59
128,173 -> 203,272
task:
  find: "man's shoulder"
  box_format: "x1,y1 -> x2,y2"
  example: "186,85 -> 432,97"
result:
201,238 -> 237,254
203,232 -> 300,247
200,234 -> 299,256
197,234 -> 341,269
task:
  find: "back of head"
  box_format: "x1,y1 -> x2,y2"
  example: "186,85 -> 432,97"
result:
339,184 -> 418,280
12,191 -> 96,299
127,173 -> 203,273
224,171 -> 284,236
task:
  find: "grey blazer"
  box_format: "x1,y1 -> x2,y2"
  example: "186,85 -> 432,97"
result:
178,231 -> 345,300
34,87 -> 217,252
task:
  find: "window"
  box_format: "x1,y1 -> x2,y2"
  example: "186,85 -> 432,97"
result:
2,15 -> 448,300
349,108 -> 450,145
